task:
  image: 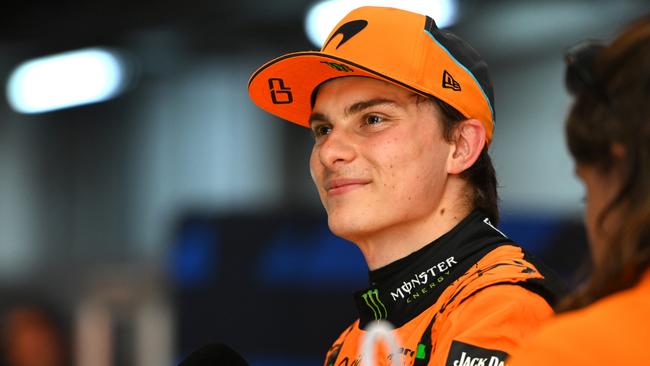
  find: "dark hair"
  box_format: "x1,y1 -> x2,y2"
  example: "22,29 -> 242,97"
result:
430,97 -> 500,224
560,15 -> 650,311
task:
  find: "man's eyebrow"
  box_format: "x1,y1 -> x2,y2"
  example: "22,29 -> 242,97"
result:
345,98 -> 401,116
308,98 -> 402,127
308,112 -> 330,127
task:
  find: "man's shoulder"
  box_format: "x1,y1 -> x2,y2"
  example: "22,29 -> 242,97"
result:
429,283 -> 554,365
452,283 -> 555,325
450,243 -> 566,307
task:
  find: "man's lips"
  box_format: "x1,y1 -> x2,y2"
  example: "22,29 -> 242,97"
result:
325,178 -> 371,195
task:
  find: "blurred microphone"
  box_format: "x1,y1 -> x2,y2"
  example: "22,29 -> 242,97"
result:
178,343 -> 249,366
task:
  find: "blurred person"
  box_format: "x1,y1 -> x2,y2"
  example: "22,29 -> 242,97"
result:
248,6 -> 565,365
507,14 -> 650,366
0,299 -> 70,366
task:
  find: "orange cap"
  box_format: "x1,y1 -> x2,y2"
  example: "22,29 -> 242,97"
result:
248,6 -> 495,144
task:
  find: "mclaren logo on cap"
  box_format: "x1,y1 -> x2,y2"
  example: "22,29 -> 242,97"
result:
323,19 -> 368,50
442,70 -> 461,91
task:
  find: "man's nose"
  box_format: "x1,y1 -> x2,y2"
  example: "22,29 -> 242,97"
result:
318,128 -> 356,169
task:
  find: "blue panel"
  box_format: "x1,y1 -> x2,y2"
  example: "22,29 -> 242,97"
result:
169,221 -> 219,288
258,224 -> 367,289
498,214 -> 561,253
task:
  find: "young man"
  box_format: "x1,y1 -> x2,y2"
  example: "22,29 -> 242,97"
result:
248,6 -> 564,366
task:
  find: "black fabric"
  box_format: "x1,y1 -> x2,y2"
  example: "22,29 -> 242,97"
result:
412,313 -> 437,366
424,16 -> 495,118
178,343 -> 249,366
521,251 -> 569,306
354,210 -> 511,328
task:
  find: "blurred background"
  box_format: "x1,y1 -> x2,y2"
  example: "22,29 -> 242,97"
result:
0,0 -> 648,365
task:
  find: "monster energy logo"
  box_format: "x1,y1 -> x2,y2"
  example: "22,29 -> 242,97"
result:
362,289 -> 388,320
320,61 -> 353,72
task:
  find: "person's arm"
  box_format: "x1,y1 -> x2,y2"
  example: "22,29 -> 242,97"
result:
507,307 -> 612,366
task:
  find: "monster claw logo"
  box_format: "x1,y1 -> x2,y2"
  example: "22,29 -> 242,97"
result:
362,289 -> 388,320
320,61 -> 353,72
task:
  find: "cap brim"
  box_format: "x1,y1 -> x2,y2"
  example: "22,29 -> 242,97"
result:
248,51 -> 432,128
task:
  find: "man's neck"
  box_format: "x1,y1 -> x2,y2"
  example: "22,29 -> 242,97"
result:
354,203 -> 472,270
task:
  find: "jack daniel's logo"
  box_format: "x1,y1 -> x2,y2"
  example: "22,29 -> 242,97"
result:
445,341 -> 508,366
452,352 -> 505,366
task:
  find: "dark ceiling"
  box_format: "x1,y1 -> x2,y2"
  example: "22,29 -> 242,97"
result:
3,0 -> 649,63
0,0 -> 315,54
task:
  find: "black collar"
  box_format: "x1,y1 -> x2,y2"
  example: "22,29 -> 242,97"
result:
353,210 -> 510,328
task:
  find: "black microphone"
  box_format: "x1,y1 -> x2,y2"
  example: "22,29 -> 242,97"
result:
178,343 -> 249,366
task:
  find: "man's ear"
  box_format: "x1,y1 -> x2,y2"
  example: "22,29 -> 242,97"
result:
447,119 -> 486,174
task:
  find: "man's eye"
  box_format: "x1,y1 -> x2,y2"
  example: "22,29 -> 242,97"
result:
312,125 -> 332,137
365,115 -> 383,125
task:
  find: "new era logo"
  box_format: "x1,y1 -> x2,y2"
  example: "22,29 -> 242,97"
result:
442,70 -> 461,91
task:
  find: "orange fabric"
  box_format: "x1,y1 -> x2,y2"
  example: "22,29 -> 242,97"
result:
248,6 -> 494,142
508,270 -> 650,366
431,285 -> 553,365
324,245 -> 555,365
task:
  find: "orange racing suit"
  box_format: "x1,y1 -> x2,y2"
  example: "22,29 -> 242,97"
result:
324,210 -> 565,366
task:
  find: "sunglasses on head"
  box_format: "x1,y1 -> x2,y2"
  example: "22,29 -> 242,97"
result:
564,40 -> 613,105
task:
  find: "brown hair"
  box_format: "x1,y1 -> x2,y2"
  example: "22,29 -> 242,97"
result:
560,15 -> 650,311
430,97 -> 500,224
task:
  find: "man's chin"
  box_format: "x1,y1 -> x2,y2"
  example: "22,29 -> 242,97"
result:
327,215 -> 374,242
